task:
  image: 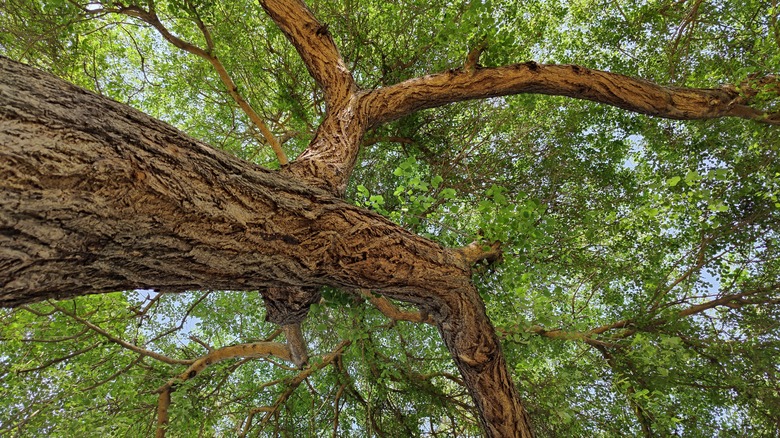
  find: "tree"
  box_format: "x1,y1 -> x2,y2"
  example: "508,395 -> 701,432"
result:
1,0 -> 778,436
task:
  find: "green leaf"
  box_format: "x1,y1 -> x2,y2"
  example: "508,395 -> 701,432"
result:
440,188 -> 456,199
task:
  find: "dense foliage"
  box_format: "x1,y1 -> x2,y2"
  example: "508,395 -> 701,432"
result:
1,0 -> 778,436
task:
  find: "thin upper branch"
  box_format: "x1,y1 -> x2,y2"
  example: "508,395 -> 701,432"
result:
240,340 -> 351,437
259,0 -> 356,106
48,302 -> 193,366
362,62 -> 779,126
87,3 -> 288,164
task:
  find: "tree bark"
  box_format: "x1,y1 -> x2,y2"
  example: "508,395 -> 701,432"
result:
0,56 -> 533,437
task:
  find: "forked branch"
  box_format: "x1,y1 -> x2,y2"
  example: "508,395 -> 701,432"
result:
155,341 -> 291,438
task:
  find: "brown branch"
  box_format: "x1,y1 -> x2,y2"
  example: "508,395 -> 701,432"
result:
591,284 -> 780,340
283,324 -> 310,368
363,63 -> 779,126
241,340 -> 351,437
668,0 -> 704,78
525,326 -> 619,348
362,136 -> 415,147
677,285 -> 779,318
156,389 -> 171,438
594,345 -> 654,437
647,238 -> 719,312
155,341 -> 291,438
332,383 -> 346,438
589,319 -> 630,336
156,342 -> 291,394
361,290 -> 436,325
2,321 -> 89,343
258,0 -> 356,106
258,0 -> 363,195
457,241 -> 502,266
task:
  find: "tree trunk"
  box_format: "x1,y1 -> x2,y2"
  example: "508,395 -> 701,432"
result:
0,56 -> 534,437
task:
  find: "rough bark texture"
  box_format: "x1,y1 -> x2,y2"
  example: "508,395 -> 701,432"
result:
0,57 -> 466,300
260,286 -> 320,367
259,0 -> 363,196
0,56 -> 532,436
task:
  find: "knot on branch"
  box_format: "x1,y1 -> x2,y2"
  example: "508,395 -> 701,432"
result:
458,241 -> 502,267
260,286 -> 321,326
260,286 -> 321,368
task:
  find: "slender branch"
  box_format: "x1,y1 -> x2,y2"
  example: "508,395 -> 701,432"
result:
332,383 -> 346,438
591,283 -> 779,340
677,285 -> 779,318
521,325 -> 619,348
594,345 -> 655,437
155,341 -> 291,438
241,340 -> 351,437
49,302 -> 193,366
89,4 -> 288,164
156,341 -> 291,394
81,354 -> 144,391
363,62 -> 779,126
361,290 -> 435,325
16,341 -> 104,373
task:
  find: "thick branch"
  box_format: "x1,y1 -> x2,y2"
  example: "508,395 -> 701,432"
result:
430,285 -> 534,438
282,324 -> 310,367
0,56 -> 470,305
363,62 -> 779,126
258,0 -> 356,106
257,0 -> 365,195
